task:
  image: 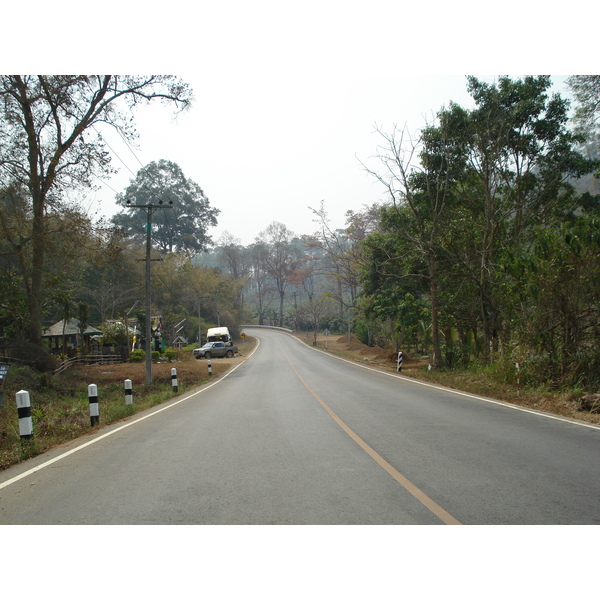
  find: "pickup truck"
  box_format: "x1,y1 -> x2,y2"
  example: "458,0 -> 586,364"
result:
193,341 -> 238,359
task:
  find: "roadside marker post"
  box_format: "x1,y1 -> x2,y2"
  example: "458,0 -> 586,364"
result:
124,379 -> 133,405
397,351 -> 403,373
207,360 -> 212,376
16,390 -> 33,440
516,362 -> 521,396
171,368 -> 178,393
88,384 -> 99,426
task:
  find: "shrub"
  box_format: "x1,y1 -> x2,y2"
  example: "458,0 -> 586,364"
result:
354,320 -> 370,346
130,349 -> 145,363
163,347 -> 178,362
320,316 -> 348,335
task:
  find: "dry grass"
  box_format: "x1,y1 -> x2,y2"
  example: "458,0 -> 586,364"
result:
297,332 -> 600,427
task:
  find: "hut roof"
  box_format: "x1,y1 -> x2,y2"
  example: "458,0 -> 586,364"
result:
42,318 -> 103,338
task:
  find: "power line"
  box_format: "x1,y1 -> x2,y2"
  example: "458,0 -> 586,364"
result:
115,126 -> 146,170
93,175 -> 120,196
92,125 -> 137,178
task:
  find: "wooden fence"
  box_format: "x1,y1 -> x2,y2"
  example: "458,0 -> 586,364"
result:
54,354 -> 123,375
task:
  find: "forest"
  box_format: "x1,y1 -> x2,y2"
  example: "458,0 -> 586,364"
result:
1,75 -> 599,393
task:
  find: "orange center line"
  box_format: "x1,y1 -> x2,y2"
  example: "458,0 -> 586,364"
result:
284,351 -> 462,525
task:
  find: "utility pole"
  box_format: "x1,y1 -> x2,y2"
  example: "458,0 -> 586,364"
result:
127,199 -> 173,385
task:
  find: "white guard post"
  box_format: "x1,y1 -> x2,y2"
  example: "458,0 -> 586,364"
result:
124,379 -> 133,405
88,384 -> 99,426
16,390 -> 33,439
171,368 -> 178,392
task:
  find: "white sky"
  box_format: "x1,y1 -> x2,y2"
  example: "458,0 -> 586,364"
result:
8,2 -> 598,247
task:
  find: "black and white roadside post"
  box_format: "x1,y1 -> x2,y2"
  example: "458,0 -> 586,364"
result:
171,368 -> 178,393
16,390 -> 33,440
88,384 -> 99,426
207,360 -> 212,376
397,351 -> 403,373
126,199 -> 173,386
124,379 -> 133,405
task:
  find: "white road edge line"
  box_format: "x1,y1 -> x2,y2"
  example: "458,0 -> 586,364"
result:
0,339 -> 261,491
280,331 -> 600,432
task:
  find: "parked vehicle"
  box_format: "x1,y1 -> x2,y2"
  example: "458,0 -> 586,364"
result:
193,341 -> 238,359
206,327 -> 232,345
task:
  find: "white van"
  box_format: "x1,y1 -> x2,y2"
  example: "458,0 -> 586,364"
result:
206,327 -> 232,345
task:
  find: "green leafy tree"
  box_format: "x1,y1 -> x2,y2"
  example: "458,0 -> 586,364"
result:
440,76 -> 595,360
362,113 -> 465,367
567,75 -> 600,135
0,75 -> 192,346
112,160 -> 219,255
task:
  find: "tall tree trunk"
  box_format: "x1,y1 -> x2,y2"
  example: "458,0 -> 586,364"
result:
26,191 -> 46,346
480,287 -> 491,364
427,250 -> 443,368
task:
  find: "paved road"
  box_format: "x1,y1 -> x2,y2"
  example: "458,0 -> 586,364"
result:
1,328 -> 599,524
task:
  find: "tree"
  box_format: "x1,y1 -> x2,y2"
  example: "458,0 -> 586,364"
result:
0,183 -> 105,341
247,241 -> 275,325
452,76 -> 595,360
567,75 -> 600,135
79,225 -> 138,323
298,293 -> 331,345
214,231 -> 250,313
216,231 -> 248,281
361,118 -> 463,368
113,159 -> 219,254
0,75 -> 192,346
307,201 -> 378,321
258,222 -> 300,327
0,184 -> 32,341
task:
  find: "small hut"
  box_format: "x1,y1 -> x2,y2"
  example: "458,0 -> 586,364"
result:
42,318 -> 103,356
172,335 -> 188,349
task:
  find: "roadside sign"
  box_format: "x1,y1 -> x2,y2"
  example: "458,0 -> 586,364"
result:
0,364 -> 8,408
240,332 -> 247,339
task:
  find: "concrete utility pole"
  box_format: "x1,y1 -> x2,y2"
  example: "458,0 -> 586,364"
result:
127,199 -> 173,385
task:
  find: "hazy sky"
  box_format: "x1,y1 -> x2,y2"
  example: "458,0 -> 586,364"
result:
88,73 -> 485,246
10,1 -> 594,247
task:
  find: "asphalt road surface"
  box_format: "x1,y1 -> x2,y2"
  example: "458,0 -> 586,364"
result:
1,328 -> 599,524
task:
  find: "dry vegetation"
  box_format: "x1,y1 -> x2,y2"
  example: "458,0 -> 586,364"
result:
295,332 -> 600,427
